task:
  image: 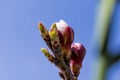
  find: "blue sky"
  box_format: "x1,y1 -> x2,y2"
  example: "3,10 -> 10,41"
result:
0,0 -> 120,80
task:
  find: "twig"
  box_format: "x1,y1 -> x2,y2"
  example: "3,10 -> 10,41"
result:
38,22 -> 78,80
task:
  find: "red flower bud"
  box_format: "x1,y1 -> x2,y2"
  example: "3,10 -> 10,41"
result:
70,43 -> 86,77
56,20 -> 74,59
56,20 -> 74,45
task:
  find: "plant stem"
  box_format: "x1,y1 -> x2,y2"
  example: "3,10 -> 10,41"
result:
93,0 -> 117,80
97,56 -> 109,80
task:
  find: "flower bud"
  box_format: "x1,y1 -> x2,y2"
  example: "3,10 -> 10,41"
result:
56,20 -> 74,45
70,43 -> 86,77
56,20 -> 74,59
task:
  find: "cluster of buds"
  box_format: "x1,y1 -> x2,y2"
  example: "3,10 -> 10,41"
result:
38,20 -> 86,80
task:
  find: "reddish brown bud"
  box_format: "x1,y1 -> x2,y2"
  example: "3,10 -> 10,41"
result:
56,20 -> 74,59
70,43 -> 86,77
56,20 -> 74,45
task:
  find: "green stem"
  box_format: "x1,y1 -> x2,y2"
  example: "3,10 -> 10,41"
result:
93,0 -> 116,52
93,0 -> 117,80
98,56 -> 109,80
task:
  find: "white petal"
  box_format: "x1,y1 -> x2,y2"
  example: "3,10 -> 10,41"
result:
74,43 -> 82,47
56,20 -> 68,31
72,43 -> 82,49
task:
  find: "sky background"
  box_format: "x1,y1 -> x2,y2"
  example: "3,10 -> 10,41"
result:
0,0 -> 120,80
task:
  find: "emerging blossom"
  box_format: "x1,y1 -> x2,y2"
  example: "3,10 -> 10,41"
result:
56,20 -> 74,59
38,20 -> 86,80
70,43 -> 86,77
56,20 -> 74,45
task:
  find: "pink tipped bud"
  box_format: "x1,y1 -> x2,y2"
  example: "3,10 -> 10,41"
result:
70,43 -> 86,77
56,20 -> 74,59
56,20 -> 74,45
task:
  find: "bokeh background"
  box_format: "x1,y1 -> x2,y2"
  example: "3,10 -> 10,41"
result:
0,0 -> 120,80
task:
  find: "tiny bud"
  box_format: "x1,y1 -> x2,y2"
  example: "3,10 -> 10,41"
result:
41,48 -> 54,62
49,23 -> 58,40
38,22 -> 48,35
38,22 -> 52,49
41,48 -> 50,57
